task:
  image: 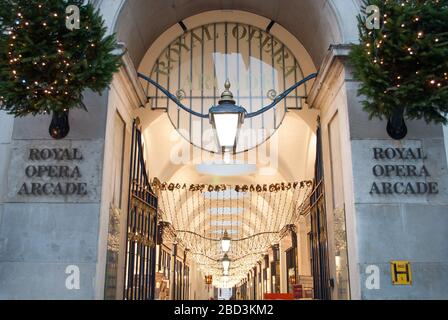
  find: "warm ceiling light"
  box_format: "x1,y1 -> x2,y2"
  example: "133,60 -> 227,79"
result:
221,253 -> 231,272
221,230 -> 231,253
209,80 -> 246,154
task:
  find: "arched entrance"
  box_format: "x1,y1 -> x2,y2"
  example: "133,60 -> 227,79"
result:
2,0 -> 447,301
0,0 -> 448,299
98,0 -> 361,300
131,11 -> 323,298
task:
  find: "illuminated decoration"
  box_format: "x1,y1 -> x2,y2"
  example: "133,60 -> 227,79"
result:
350,0 -> 448,139
205,274 -> 213,292
0,0 -> 122,139
221,230 -> 231,253
137,21 -> 317,153
153,180 -> 313,288
153,181 -> 312,192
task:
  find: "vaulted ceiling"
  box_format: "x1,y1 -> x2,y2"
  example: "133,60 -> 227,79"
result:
114,0 -> 360,69
107,0 -> 361,287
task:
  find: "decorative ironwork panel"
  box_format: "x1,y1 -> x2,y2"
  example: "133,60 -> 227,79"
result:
310,119 -> 331,300
143,22 -> 308,153
124,120 -> 158,300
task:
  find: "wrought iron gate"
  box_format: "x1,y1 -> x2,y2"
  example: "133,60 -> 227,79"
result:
124,119 -> 158,300
310,118 -> 331,300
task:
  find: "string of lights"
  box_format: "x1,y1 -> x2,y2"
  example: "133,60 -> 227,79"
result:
154,180 -> 313,287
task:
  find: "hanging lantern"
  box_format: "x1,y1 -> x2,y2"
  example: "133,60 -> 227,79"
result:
205,274 -> 213,293
209,80 -> 246,153
221,230 -> 231,253
221,253 -> 231,273
139,72 -> 316,154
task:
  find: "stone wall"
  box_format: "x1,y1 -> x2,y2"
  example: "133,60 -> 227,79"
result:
345,71 -> 448,300
310,47 -> 448,300
0,91 -> 108,299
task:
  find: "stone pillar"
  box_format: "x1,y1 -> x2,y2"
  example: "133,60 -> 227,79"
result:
279,240 -> 287,294
0,90 -> 108,299
309,45 -> 448,300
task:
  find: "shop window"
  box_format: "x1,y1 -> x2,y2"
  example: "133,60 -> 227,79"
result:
286,247 -> 297,293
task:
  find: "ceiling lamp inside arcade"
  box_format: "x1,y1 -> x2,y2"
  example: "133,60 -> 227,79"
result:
138,14 -> 318,288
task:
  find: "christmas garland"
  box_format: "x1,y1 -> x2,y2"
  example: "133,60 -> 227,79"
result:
0,0 -> 122,117
350,0 -> 448,125
151,180 -> 314,193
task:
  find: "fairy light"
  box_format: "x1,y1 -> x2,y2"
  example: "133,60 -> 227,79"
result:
1,0 -> 148,125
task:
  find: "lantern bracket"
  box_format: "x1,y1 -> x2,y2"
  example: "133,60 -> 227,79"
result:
137,72 -> 318,119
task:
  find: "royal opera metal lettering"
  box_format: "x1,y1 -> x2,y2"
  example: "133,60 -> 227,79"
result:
369,147 -> 439,196
17,148 -> 88,197
148,21 -> 305,106
153,23 -> 299,78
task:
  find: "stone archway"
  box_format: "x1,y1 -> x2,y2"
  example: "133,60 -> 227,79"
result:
98,0 -> 360,69
2,0 -> 447,301
97,0 -> 363,300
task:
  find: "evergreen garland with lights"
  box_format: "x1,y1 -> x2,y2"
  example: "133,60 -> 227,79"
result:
350,0 -> 448,126
0,0 -> 122,117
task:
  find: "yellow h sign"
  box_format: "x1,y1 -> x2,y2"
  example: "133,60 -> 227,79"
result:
390,261 -> 412,285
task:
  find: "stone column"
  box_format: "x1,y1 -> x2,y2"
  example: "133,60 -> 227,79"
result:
0,90 -> 108,299
309,45 -> 448,300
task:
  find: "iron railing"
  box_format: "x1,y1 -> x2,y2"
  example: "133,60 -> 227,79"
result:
124,120 -> 158,300
309,118 -> 331,300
